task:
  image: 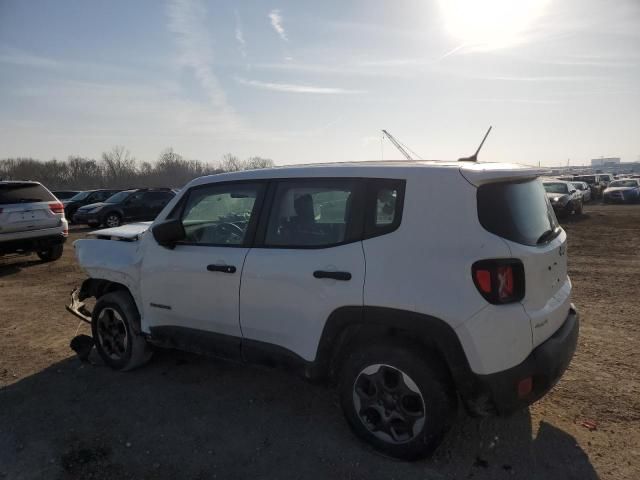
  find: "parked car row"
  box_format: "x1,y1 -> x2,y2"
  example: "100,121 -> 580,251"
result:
1,183 -> 176,263
551,173 -> 640,205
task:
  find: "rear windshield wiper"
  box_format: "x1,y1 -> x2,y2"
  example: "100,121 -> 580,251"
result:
536,227 -> 560,245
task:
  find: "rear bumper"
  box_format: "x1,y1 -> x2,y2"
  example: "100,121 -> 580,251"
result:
469,305 -> 579,415
0,233 -> 66,255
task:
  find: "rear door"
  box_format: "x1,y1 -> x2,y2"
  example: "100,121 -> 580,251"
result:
239,178 -> 365,362
0,183 -> 60,234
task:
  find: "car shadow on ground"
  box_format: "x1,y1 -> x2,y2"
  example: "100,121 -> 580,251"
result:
0,349 -> 599,480
0,256 -> 42,277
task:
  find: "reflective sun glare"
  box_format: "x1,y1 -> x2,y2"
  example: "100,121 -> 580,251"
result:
439,0 -> 550,51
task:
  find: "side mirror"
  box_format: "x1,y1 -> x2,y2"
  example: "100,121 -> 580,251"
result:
152,219 -> 185,248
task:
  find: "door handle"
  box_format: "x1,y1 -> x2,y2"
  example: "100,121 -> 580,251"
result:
313,270 -> 352,281
207,264 -> 237,274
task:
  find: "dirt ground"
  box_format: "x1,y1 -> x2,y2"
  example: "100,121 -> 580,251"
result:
1,204 -> 639,480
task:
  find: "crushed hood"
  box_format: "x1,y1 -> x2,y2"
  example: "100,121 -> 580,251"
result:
88,222 -> 152,240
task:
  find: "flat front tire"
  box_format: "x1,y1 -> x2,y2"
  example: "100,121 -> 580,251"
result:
91,291 -> 152,371
339,343 -> 456,460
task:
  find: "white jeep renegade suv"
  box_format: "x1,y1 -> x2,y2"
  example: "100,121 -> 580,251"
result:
68,161 -> 579,459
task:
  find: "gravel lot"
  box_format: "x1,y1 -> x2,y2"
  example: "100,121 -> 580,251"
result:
1,204 -> 639,480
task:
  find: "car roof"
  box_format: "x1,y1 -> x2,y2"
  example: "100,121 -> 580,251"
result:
188,161 -> 541,188
0,180 -> 41,186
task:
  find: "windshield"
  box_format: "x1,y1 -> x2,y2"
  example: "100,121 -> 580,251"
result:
68,191 -> 90,201
609,180 -> 638,188
575,176 -> 596,184
477,179 -> 559,246
104,191 -> 133,203
0,182 -> 56,204
543,183 -> 569,194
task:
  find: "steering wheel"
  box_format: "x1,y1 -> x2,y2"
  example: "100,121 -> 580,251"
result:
214,222 -> 245,242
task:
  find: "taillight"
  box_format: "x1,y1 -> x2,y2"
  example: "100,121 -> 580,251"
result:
49,201 -> 65,215
472,259 -> 524,304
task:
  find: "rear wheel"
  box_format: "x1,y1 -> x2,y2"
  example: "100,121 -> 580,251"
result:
37,244 -> 63,262
91,291 -> 152,371
339,343 -> 456,460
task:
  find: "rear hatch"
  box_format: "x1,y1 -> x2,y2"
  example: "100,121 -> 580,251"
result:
0,182 -> 62,234
467,170 -> 572,347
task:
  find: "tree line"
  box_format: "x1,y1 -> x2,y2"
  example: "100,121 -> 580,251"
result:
0,147 -> 275,190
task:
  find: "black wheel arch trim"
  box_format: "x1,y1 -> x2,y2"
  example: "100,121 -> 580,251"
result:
310,306 -> 485,409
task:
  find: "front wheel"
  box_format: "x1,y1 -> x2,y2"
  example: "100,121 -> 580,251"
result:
91,291 -> 152,371
339,343 -> 456,460
103,212 -> 122,228
37,244 -> 63,262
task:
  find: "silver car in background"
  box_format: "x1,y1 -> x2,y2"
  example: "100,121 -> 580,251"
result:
0,181 -> 68,261
570,181 -> 592,202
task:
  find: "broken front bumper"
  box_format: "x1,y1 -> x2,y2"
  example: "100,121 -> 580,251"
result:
66,288 -> 92,324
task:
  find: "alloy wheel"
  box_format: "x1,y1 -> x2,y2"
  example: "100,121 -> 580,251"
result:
105,215 -> 120,227
352,364 -> 426,444
96,307 -> 128,360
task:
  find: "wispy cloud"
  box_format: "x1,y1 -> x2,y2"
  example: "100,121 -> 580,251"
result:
268,9 -> 288,41
166,0 -> 237,124
0,46 -> 60,68
234,10 -> 247,58
235,77 -> 364,95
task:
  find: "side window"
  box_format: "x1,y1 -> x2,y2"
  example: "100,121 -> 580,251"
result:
126,192 -> 145,205
92,191 -> 105,202
180,183 -> 262,246
365,179 -> 405,238
144,191 -> 173,206
265,179 -> 359,247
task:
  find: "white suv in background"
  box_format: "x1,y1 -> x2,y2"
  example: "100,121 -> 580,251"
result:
68,161 -> 579,459
0,181 -> 68,261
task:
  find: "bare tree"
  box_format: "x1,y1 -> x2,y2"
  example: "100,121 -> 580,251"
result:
220,153 -> 243,172
0,149 -> 276,189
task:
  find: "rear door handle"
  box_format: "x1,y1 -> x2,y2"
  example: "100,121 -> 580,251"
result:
207,264 -> 237,274
313,270 -> 352,281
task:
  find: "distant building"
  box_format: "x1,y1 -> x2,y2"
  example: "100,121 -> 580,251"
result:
591,157 -> 621,167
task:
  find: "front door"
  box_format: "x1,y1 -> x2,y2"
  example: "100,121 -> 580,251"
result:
240,178 -> 366,362
122,191 -> 146,221
140,181 -> 266,356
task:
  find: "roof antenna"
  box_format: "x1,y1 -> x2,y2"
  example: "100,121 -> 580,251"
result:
458,126 -> 492,162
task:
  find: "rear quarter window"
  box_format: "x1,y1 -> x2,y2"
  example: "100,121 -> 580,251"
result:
0,183 -> 56,204
477,179 -> 559,246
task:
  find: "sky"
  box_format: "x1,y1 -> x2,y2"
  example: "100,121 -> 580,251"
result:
0,0 -> 638,166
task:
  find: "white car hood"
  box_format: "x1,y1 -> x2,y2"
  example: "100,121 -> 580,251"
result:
88,222 -> 152,240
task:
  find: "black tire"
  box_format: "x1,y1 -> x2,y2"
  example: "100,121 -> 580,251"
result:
91,290 -> 152,371
37,244 -> 63,262
103,212 -> 121,228
575,200 -> 583,215
339,343 -> 456,460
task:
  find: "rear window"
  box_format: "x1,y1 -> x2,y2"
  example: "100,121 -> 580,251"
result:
0,183 -> 56,204
543,182 -> 568,194
477,179 -> 559,246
